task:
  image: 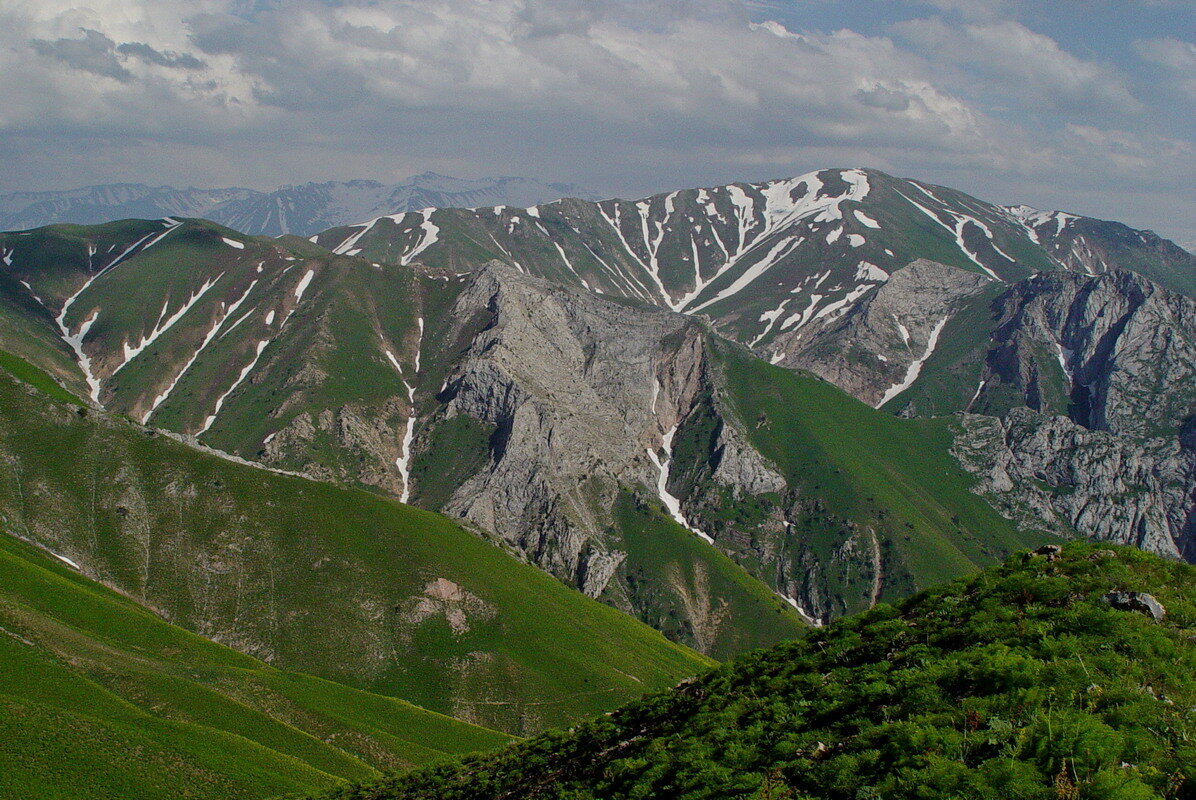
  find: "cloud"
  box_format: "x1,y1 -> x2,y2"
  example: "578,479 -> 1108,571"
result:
116,41 -> 206,70
895,17 -> 1141,116
31,28 -> 131,82
0,0 -> 1191,245
1135,37 -> 1196,98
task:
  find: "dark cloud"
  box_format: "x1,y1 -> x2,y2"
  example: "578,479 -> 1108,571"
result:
31,28 -> 131,82
116,42 -> 206,70
1,1 -> 1192,245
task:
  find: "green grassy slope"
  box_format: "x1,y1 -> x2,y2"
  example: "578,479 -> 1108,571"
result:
327,542 -> 1196,800
606,493 -> 808,661
711,342 -> 1049,613
0,534 -> 510,800
0,353 -> 711,737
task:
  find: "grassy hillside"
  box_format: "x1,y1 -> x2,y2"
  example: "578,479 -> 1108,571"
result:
0,534 -> 510,800
669,341 -> 1050,618
327,542 -> 1196,800
0,351 -> 711,736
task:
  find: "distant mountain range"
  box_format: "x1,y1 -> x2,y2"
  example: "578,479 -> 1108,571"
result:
0,173 -> 595,237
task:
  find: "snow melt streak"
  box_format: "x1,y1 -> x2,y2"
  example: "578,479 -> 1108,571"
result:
877,316 -> 949,407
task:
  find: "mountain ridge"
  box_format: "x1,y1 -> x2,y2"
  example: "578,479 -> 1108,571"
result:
0,174 -> 596,238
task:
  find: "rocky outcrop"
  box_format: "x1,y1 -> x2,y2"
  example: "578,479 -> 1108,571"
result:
982,270 -> 1196,438
771,259 -> 994,407
436,263 -> 711,595
953,408 -> 1196,560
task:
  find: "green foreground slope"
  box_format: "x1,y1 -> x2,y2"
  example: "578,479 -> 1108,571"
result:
0,535 -> 509,800
329,542 -> 1196,800
0,353 -> 711,737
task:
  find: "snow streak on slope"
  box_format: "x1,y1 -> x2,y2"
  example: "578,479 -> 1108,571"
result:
647,424 -> 713,544
115,274 -> 223,374
877,316 -> 949,407
647,381 -> 713,544
395,317 -> 423,504
685,170 -> 869,313
143,279 -> 258,422
400,210 -> 440,266
198,340 -> 268,436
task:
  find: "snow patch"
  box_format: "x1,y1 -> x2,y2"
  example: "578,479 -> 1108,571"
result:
854,210 -> 881,229
646,422 -> 713,544
222,237 -> 245,249
877,316 -> 949,407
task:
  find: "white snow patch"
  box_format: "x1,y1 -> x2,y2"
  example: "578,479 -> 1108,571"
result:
400,209 -> 440,266
966,379 -> 987,411
265,309 -> 275,325
781,593 -> 822,627
647,424 -> 713,544
394,318 -> 424,503
877,316 -> 949,407
854,210 -> 881,229
780,293 -> 824,331
144,279 -> 258,422
222,237 -> 245,249
826,227 -> 842,244
116,274 -> 224,373
855,261 -> 889,282
847,234 -> 866,248
199,339 -> 269,436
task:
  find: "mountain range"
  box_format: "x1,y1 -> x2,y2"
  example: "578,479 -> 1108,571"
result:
0,166 -> 1193,798
0,173 -> 595,238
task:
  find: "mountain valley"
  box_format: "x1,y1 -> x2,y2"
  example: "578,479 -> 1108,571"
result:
0,167 -> 1193,799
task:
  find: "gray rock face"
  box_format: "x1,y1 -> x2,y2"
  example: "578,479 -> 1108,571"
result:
953,408 -> 1196,560
772,259 -> 994,407
984,271 -> 1196,438
1102,591 -> 1166,620
436,263 -> 711,595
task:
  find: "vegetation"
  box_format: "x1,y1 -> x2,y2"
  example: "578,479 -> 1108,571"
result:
0,353 -> 711,737
325,543 -> 1196,800
707,341 -> 1049,615
0,534 -> 510,800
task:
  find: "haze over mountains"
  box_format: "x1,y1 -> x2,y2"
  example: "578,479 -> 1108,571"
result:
0,173 -> 595,238
1,165 -> 1193,799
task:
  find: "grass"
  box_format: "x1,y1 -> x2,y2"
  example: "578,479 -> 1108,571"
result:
609,493 -> 807,661
0,363 -> 711,738
0,534 -> 510,800
715,341 -> 1050,608
324,542 -> 1196,800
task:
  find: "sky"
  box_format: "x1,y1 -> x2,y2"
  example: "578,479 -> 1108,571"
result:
1,0 -> 1193,246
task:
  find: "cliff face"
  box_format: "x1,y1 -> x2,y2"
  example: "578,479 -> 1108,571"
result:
953,408 -> 1196,561
435,264 -> 707,595
982,270 -> 1196,439
771,259 -> 995,408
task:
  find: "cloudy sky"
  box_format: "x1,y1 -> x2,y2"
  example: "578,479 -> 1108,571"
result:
1,0 -> 1193,245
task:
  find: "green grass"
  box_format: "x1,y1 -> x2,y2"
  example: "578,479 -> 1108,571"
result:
0,366 -> 710,737
0,534 -> 510,800
0,348 -> 84,405
326,542 -> 1196,800
411,414 -> 496,510
715,341 -> 1049,608
609,493 -> 807,661
880,284 -> 1004,416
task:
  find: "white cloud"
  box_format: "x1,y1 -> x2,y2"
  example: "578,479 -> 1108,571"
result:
896,17 -> 1142,115
1135,37 -> 1196,98
0,0 -> 1190,244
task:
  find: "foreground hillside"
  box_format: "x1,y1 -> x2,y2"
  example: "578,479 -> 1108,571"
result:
0,535 -> 509,800
329,543 -> 1196,800
0,353 -> 712,736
